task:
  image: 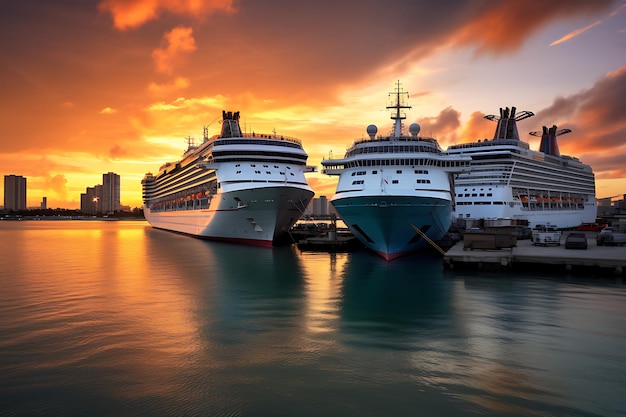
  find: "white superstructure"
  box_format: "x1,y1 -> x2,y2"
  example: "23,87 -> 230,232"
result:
142,110 -> 315,246
321,81 -> 471,260
447,107 -> 596,229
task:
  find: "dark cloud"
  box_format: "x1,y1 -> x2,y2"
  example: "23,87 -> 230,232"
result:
535,66 -> 626,151
417,106 -> 461,146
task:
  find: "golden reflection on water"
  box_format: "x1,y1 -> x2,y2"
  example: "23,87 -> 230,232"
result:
297,250 -> 349,336
1,221 -> 206,400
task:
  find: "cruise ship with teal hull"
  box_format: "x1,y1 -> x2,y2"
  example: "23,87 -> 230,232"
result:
321,82 -> 470,260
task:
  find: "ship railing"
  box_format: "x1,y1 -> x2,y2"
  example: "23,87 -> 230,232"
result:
351,135 -> 439,147
211,132 -> 302,145
448,138 -> 530,150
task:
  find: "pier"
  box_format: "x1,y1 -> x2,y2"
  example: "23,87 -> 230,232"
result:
443,235 -> 625,275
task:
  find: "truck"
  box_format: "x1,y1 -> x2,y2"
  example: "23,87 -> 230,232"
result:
596,227 -> 626,246
532,225 -> 561,246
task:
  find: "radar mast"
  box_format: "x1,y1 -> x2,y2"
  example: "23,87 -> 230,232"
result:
387,80 -> 411,138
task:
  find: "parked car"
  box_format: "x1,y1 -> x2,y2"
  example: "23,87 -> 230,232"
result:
565,232 -> 588,249
596,227 -> 626,246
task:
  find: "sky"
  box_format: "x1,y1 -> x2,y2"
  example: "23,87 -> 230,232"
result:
1,0 -> 625,209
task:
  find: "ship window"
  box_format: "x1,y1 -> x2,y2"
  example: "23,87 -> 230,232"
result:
392,180 -> 399,184
279,172 -> 285,175
235,164 -> 240,167
274,165 -> 279,168
479,193 -> 485,197
487,193 -> 493,197
287,166 -> 291,169
396,170 -> 402,174
290,173 -> 294,176
266,171 -> 271,174
255,170 -> 261,174
236,171 -> 241,174
251,164 -> 256,167
352,180 -> 364,185
472,193 -> 477,197
464,193 -> 470,197
263,165 -> 268,167
356,171 -> 366,175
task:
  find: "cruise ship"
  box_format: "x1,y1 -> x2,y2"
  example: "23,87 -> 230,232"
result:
321,82 -> 471,260
446,106 -> 596,228
142,110 -> 315,246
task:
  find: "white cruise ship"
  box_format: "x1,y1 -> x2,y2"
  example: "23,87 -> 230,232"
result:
321,82 -> 471,260
446,106 -> 596,229
142,110 -> 315,246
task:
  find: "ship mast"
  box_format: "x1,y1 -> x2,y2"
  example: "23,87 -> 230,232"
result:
387,80 -> 411,138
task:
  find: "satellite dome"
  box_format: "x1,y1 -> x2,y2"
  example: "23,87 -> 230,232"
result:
366,124 -> 377,139
409,123 -> 421,137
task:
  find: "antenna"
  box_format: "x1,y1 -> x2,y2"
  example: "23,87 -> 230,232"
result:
386,80 -> 411,138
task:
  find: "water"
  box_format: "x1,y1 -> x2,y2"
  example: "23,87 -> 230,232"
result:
1,220 -> 624,417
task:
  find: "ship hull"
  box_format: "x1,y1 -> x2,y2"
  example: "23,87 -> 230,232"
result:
144,185 -> 314,246
331,195 -> 452,260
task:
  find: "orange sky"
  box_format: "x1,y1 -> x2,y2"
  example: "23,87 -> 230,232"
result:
1,0 -> 625,209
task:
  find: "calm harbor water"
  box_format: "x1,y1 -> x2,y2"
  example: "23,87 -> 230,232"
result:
1,220 -> 624,417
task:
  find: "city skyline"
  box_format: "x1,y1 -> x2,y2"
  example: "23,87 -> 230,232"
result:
1,1 -> 625,209
1,172 -> 123,212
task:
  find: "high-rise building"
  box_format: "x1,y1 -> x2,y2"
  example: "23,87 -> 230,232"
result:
101,172 -> 120,213
41,197 -> 47,209
305,196 -> 330,217
4,175 -> 27,211
80,186 -> 102,213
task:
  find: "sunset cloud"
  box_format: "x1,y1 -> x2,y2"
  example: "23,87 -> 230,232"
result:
98,0 -> 237,30
100,107 -> 118,114
417,106 -> 461,146
533,66 -> 626,179
459,111 -> 494,143
550,21 -> 603,46
1,1 -> 624,208
148,77 -> 191,95
452,0 -> 614,54
152,26 -> 197,75
43,174 -> 69,200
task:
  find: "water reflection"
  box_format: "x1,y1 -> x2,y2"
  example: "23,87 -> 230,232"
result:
447,273 -> 626,417
1,221 -> 624,417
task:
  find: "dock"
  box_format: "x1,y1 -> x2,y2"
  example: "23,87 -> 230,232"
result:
296,234 -> 362,252
443,236 -> 626,275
